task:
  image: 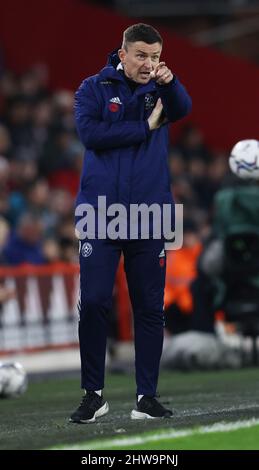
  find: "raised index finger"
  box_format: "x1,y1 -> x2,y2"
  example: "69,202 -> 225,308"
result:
154,62 -> 166,73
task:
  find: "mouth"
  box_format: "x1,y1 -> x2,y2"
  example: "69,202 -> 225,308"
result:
139,71 -> 151,79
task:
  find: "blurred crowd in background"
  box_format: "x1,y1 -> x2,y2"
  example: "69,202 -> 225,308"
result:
0,64 -> 83,266
1,62 -> 241,349
0,63 -> 231,268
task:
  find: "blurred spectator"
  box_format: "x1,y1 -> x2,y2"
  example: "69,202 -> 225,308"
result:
52,90 -> 75,131
0,71 -> 18,113
172,176 -> 198,207
0,157 -> 11,222
208,152 -> 230,192
2,212 -> 46,265
59,237 -> 78,263
57,217 -> 78,262
42,238 -> 61,263
49,188 -> 74,220
26,178 -> 50,214
164,220 -> 202,335
9,160 -> 38,192
31,98 -> 53,156
0,124 -> 12,157
39,125 -> 81,195
0,217 -> 16,305
188,157 -> 213,210
0,155 -> 10,187
19,64 -> 50,101
175,123 -> 212,162
168,149 -> 186,181
0,216 -> 10,263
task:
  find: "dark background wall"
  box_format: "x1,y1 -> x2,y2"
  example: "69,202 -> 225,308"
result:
0,0 -> 258,150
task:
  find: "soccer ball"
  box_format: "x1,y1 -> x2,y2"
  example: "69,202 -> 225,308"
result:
0,362 -> 28,398
229,139 -> 259,179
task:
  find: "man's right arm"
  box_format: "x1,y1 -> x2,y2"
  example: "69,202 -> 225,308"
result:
75,79 -> 151,151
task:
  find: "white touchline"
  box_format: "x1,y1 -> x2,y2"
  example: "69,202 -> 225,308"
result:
51,418 -> 259,450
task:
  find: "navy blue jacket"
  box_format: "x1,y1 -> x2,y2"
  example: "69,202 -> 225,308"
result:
75,50 -> 191,225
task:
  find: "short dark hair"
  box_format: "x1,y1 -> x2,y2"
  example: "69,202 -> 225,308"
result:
122,23 -> 162,49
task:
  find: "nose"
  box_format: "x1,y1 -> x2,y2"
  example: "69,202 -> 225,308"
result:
144,57 -> 152,69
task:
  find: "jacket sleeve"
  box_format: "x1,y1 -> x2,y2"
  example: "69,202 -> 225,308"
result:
156,76 -> 192,123
75,79 -> 151,150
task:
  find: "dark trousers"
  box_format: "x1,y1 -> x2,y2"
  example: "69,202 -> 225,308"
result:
78,238 -> 166,396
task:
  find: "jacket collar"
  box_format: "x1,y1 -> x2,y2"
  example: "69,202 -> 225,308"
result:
107,47 -> 121,68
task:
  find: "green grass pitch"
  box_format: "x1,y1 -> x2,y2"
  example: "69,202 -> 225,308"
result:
1,368 -> 259,450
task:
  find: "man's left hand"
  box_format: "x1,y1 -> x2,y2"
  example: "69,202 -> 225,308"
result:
150,62 -> 174,85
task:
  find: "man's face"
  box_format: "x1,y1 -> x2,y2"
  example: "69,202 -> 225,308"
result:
118,41 -> 162,84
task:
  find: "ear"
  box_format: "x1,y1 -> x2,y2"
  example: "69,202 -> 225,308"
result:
118,48 -> 126,63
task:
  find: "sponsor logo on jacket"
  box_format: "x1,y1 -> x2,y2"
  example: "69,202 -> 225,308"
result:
109,96 -> 122,105
109,97 -> 122,112
144,93 -> 155,110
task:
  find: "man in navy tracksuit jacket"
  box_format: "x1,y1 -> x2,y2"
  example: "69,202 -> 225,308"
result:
70,24 -> 192,423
